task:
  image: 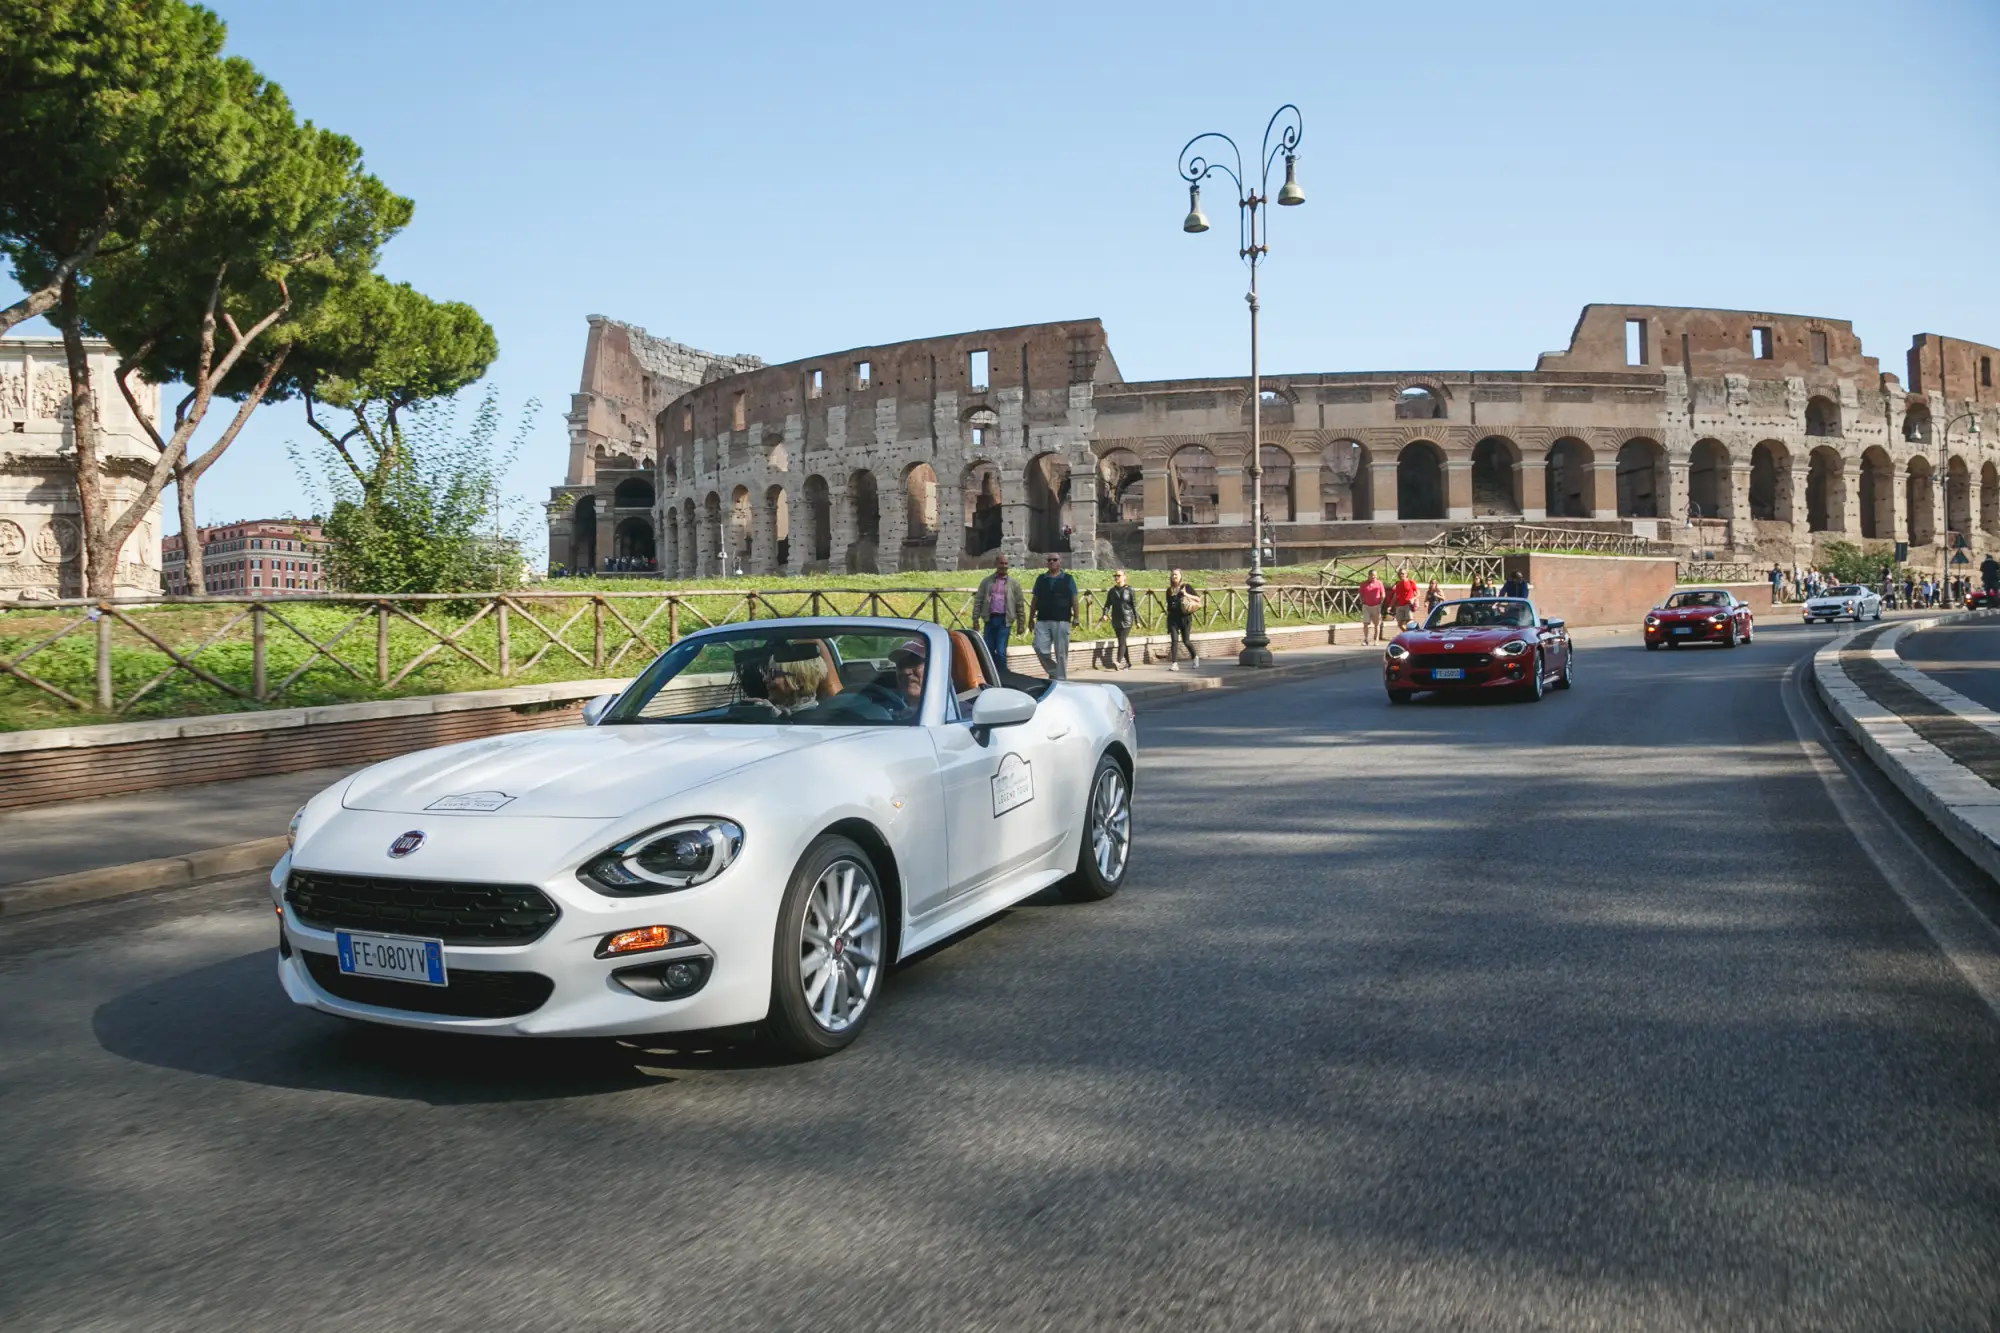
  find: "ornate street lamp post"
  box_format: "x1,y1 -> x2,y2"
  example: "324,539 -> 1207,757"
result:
1179,105 -> 1305,668
1935,408 -> 1982,588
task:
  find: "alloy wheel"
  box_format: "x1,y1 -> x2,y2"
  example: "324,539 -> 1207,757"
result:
799,858 -> 883,1033
1090,765 -> 1131,882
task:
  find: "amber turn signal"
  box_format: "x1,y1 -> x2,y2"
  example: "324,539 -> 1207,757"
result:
596,925 -> 693,958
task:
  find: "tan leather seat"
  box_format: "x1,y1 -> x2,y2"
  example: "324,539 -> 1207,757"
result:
950,631 -> 988,694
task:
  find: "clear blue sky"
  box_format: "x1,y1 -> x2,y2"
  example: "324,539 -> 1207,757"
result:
8,0 -> 1999,548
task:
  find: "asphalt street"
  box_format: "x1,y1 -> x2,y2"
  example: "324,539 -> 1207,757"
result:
2,618 -> 1997,1332
1899,615 -> 2000,712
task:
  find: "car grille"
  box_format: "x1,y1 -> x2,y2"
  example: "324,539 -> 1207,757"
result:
285,871 -> 560,944
1416,652 -> 1491,670
301,951 -> 554,1018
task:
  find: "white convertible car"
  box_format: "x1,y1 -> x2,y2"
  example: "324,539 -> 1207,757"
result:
272,618 -> 1137,1057
1801,584 -> 1883,623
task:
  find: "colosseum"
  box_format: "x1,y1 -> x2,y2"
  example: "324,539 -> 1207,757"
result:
545,305 -> 2000,577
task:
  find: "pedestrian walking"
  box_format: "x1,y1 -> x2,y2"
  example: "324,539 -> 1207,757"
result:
1770,564 -> 1784,602
1982,553 -> 1999,593
974,554 -> 1025,670
1499,571 -> 1529,599
1165,568 -> 1201,669
1390,566 -> 1420,631
1424,579 -> 1443,618
1030,553 -> 1080,680
1103,569 -> 1138,670
1359,570 -> 1387,645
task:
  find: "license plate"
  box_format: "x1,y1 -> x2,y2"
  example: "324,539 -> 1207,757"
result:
1432,667 -> 1464,680
1672,627 -> 1692,635
336,930 -> 447,986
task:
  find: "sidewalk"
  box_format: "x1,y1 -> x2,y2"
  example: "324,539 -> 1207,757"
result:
1812,612 -> 2000,883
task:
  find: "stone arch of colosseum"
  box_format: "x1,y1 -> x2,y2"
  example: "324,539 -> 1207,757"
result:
552,308 -> 1999,577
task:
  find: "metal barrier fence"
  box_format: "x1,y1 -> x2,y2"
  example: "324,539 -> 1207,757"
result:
1675,562 -> 1756,584
0,584 -> 1369,716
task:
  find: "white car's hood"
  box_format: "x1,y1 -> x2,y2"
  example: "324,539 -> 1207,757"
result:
340,724 -> 859,818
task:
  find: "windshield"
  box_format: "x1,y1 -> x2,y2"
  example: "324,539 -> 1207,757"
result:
601,626 -> 931,726
1423,600 -> 1534,630
1821,585 -> 1863,597
1665,591 -> 1729,608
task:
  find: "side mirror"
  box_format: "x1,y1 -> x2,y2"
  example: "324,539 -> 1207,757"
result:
970,687 -> 1037,742
1543,617 -> 1566,631
581,693 -> 618,726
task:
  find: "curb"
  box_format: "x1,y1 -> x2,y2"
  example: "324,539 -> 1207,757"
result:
1811,615 -> 2000,884
0,834 -> 286,919
1119,649 -> 1379,709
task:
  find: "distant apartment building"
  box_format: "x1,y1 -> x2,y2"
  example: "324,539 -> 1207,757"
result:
163,518 -> 327,596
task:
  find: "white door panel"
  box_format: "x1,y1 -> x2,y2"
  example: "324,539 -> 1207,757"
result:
930,720 -> 1065,908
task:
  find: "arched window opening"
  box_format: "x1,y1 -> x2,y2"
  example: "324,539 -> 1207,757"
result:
1688,439 -> 1730,519
1946,458 -> 1972,537
1470,437 -> 1521,516
1805,446 -> 1841,532
1026,453 -> 1072,553
570,495 -> 597,572
1903,402 -> 1931,443
613,517 -> 655,564
849,470 -> 880,572
803,476 -> 832,564
614,477 -> 655,510
1243,445 -> 1295,522
1395,441 -> 1446,520
1906,458 -> 1936,546
729,486 -> 753,570
1983,462 -> 2000,536
1394,386 -> 1444,420
1616,438 -> 1664,518
904,463 -> 939,543
962,462 -> 1002,557
1168,446 -> 1218,526
1858,449 -> 1892,539
1097,449 -> 1143,523
1749,441 -> 1785,522
767,486 -> 790,568
1544,438 -> 1592,519
1321,441 -> 1369,520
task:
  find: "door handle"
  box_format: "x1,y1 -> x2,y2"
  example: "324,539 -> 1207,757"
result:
1045,722 -> 1071,740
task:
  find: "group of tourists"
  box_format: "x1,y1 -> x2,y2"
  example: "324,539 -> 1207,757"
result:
973,555 -> 1208,680
1355,567 -> 1528,645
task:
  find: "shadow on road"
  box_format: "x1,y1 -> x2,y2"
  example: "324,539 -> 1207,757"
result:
90,950 -> 808,1101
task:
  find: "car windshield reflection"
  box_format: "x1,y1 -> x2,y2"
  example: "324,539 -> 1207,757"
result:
601,627 -> 930,726
1665,591 -> 1729,608
1423,600 -> 1535,630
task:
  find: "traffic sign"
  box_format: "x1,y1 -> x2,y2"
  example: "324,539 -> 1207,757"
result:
1952,551 -> 1970,565
1954,532 -> 1970,548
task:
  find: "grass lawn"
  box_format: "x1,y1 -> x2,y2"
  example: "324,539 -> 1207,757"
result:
0,567 -> 1360,732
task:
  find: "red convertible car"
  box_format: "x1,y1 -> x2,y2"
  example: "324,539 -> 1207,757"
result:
1384,598 -> 1573,704
1966,587 -> 2000,610
1643,588 -> 1754,649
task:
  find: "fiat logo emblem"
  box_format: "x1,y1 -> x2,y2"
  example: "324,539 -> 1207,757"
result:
388,831 -> 426,858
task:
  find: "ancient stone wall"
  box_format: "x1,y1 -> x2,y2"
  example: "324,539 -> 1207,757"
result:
0,337 -> 164,600
548,304 -> 2000,578
652,320 -> 1114,576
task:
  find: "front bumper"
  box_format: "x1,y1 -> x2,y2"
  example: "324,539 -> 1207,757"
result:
1801,606 -> 1859,620
1384,657 -> 1532,691
271,815 -> 785,1038
1645,620 -> 1732,642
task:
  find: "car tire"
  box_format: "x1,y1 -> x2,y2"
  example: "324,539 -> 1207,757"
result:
1521,652 -> 1546,701
1387,689 -> 1414,705
1556,646 -> 1574,689
1743,621 -> 1754,644
1061,753 -> 1131,903
766,834 -> 886,1060
1723,623 -> 1738,649
1645,641 -> 1660,651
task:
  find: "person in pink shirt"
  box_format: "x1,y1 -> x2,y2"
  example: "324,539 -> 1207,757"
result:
1359,571 -> 1387,644
974,554 -> 1025,666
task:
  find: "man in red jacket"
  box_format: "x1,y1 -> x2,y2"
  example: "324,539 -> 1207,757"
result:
1390,567 -> 1420,631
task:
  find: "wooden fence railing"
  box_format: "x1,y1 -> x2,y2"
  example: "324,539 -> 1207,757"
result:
0,584 -> 1370,717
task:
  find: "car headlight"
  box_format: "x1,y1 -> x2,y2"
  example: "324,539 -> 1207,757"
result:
1385,643 -> 1409,659
1494,639 -> 1528,656
579,818 -> 744,894
287,806 -> 306,850
1645,615 -> 1660,626
1842,601 -> 1854,611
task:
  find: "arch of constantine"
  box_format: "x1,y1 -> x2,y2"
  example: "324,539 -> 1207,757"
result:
545,305 -> 2000,577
